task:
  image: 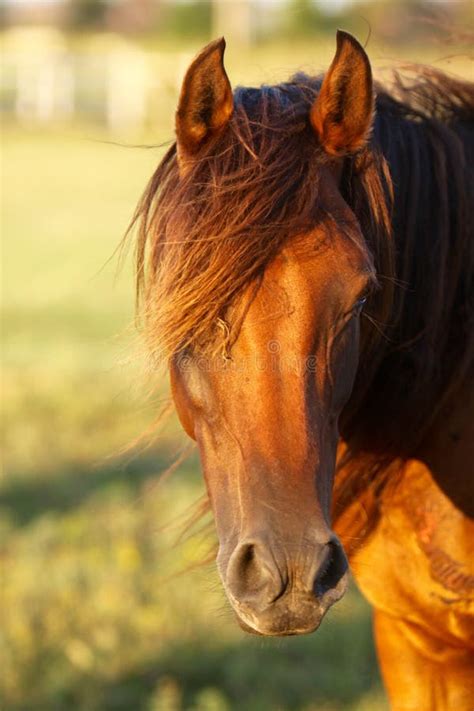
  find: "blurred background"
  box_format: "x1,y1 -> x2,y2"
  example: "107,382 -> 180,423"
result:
1,1 -> 472,710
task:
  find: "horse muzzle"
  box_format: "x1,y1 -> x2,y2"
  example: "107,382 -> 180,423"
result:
218,535 -> 349,636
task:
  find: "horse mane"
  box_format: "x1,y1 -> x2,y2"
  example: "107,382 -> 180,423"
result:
131,63 -> 474,543
335,66 -> 474,545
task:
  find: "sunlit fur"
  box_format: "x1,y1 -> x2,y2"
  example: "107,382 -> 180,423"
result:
131,65 -> 473,542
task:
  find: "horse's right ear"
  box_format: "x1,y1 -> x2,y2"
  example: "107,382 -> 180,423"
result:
176,38 -> 233,163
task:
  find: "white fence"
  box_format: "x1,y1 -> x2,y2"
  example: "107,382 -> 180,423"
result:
1,28 -> 195,132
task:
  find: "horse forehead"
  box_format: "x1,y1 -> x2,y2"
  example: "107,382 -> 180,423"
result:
232,237 -> 367,351
266,227 -> 371,298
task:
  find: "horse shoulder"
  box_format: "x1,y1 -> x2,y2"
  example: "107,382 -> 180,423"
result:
337,378 -> 474,708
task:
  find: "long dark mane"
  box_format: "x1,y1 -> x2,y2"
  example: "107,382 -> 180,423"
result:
347,66 -> 474,448
132,64 -> 474,536
333,67 -> 474,542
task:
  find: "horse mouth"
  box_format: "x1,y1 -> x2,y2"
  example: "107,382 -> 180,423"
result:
229,585 -> 348,637
228,569 -> 349,637
235,614 -> 323,637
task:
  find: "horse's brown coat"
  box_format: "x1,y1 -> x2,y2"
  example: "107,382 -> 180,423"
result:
131,32 -> 474,710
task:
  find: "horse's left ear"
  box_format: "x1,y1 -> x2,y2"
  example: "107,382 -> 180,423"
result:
176,37 -> 233,162
310,30 -> 374,156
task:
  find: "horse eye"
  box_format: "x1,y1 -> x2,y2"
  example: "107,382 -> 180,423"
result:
354,296 -> 368,313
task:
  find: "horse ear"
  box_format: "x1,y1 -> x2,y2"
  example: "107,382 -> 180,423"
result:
176,37 -> 233,161
310,30 -> 374,156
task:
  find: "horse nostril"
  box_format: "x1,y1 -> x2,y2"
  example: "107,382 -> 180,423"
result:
313,541 -> 348,598
237,544 -> 259,593
226,542 -> 286,605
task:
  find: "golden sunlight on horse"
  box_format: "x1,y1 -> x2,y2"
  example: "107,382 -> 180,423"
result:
130,31 -> 474,710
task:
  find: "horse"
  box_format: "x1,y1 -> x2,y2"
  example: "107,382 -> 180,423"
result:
131,32 -> 474,710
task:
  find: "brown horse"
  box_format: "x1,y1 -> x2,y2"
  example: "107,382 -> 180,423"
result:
132,32 -> 474,710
